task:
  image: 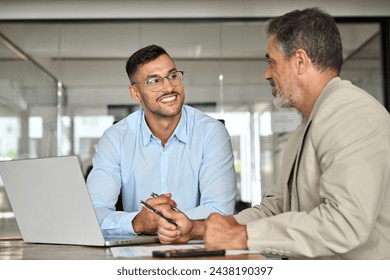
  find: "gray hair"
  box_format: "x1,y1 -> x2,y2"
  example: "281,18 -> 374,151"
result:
265,7 -> 343,74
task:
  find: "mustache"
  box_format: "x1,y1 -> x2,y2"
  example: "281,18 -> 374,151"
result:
159,91 -> 179,98
268,79 -> 275,88
157,91 -> 179,101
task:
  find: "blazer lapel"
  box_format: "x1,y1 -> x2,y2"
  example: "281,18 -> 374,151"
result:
288,78 -> 339,210
281,118 -> 308,211
290,119 -> 312,210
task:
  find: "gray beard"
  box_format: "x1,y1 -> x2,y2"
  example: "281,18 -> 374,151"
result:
273,92 -> 294,108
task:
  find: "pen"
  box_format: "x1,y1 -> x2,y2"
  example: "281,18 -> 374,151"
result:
140,200 -> 178,227
150,192 -> 179,212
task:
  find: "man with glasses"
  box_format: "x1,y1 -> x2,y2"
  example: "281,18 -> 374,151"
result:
87,44 -> 237,235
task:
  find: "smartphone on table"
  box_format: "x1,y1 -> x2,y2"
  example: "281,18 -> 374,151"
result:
152,248 -> 225,258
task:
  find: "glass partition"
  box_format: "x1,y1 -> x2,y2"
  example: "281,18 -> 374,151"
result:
0,32 -> 57,238
0,31 -> 58,160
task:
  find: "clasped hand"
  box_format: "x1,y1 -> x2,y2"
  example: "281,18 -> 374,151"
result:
132,193 -> 177,233
157,210 -> 249,250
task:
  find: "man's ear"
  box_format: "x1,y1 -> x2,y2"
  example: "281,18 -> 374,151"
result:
129,85 -> 142,102
294,48 -> 309,74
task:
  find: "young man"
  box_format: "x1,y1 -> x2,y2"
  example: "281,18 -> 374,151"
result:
157,8 -> 390,259
87,45 -> 237,235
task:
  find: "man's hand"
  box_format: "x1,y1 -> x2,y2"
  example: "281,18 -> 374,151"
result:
157,208 -> 193,244
132,193 -> 177,233
204,213 -> 248,250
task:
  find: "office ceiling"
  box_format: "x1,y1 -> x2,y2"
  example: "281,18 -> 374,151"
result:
0,1 -> 386,115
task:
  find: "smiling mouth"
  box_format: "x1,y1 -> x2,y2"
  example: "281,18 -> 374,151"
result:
159,95 -> 177,103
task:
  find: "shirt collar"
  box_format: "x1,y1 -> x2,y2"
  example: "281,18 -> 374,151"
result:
140,107 -> 189,147
141,111 -> 153,147
174,107 -> 188,144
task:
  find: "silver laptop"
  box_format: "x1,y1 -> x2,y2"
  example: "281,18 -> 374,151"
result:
0,156 -> 159,247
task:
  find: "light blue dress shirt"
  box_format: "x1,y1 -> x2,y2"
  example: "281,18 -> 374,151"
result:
87,105 -> 237,235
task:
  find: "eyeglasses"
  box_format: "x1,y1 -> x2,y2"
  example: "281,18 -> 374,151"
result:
132,71 -> 185,92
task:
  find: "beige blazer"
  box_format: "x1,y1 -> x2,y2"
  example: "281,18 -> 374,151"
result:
235,77 -> 390,259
